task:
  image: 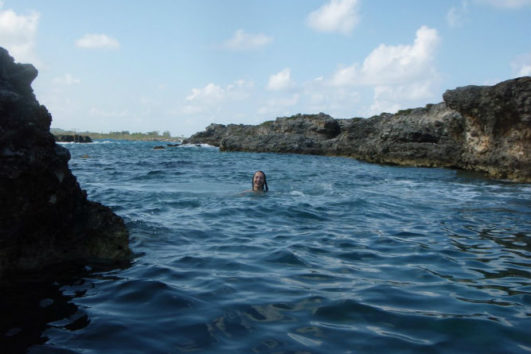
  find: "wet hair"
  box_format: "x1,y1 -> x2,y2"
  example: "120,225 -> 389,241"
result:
252,170 -> 268,192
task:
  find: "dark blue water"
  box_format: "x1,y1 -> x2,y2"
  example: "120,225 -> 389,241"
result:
31,141 -> 531,352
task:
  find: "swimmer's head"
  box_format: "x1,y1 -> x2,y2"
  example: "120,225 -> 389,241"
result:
252,170 -> 268,192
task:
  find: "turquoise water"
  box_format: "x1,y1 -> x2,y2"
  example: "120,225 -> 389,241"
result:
25,141 -> 531,352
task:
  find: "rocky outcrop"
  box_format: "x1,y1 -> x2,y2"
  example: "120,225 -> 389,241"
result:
195,113 -> 341,154
54,134 -> 93,143
0,47 -> 131,277
185,77 -> 531,182
443,77 -> 531,181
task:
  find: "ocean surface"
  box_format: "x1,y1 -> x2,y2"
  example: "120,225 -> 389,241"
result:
7,140 -> 531,353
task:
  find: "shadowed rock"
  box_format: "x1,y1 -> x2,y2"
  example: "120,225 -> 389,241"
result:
0,47 -> 131,277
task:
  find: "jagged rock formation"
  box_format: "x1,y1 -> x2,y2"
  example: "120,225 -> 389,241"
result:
185,77 -> 531,182
0,47 -> 131,277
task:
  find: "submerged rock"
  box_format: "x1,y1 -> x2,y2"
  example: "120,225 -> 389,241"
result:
185,77 -> 531,182
0,47 -> 131,277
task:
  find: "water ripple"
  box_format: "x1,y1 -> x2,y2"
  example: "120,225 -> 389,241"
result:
20,141 -> 531,353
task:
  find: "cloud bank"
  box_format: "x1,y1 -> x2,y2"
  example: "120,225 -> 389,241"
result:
296,25 -> 442,116
330,26 -> 440,87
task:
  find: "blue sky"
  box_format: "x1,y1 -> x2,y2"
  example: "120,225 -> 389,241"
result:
1,0 -> 530,136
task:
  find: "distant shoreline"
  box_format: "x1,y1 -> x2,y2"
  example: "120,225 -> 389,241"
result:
51,128 -> 184,142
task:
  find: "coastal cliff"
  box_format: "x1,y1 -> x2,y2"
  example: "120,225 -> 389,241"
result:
0,47 -> 131,277
185,77 -> 531,182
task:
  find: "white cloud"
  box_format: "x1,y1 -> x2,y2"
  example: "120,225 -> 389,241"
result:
226,79 -> 255,100
306,0 -> 360,35
474,0 -> 531,8
186,83 -> 224,102
518,64 -> 531,76
511,52 -> 531,76
300,78 -> 362,117
0,6 -> 39,64
52,74 -> 80,86
186,80 -> 253,102
178,80 -> 258,131
184,80 -> 254,115
330,26 -> 440,86
324,26 -> 441,115
369,82 -> 435,115
75,34 -> 120,49
447,1 -> 469,28
222,29 -> 273,50
267,68 -> 294,91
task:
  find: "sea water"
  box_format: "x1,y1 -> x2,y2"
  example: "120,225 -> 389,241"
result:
19,140 -> 531,352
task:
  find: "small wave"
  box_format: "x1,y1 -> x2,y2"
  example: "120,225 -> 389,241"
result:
57,141 -> 93,145
179,143 -> 218,149
262,250 -> 308,267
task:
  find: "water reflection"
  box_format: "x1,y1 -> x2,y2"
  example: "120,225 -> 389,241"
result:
0,266 -> 113,353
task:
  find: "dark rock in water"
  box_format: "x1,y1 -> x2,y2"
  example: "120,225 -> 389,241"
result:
0,47 -> 131,278
183,123 -> 227,147
185,77 -> 531,182
153,145 -> 165,150
54,134 -> 93,143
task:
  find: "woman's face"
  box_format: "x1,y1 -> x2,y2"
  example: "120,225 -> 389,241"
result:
253,172 -> 265,189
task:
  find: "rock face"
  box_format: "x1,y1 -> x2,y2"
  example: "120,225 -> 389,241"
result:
0,47 -> 131,277
185,77 -> 531,182
443,77 -> 531,181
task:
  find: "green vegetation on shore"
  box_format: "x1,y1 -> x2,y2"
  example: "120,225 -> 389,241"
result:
51,128 -> 184,141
